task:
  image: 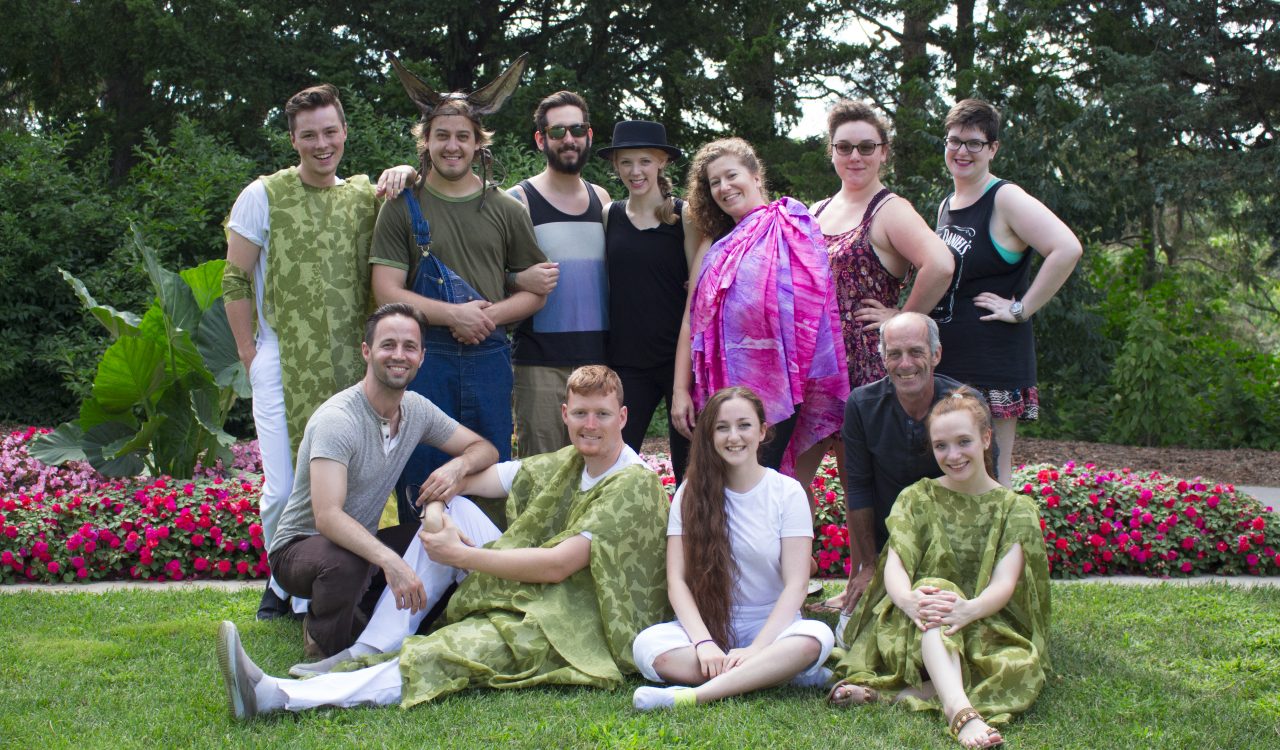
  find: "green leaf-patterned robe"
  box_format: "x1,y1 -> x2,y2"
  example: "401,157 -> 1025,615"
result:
833,479 -> 1051,724
260,167 -> 376,454
395,446 -> 670,708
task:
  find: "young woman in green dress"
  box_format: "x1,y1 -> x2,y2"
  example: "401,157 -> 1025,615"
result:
827,387 -> 1050,749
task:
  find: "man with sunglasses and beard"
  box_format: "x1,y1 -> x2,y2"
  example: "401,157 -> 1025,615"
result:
507,92 -> 613,457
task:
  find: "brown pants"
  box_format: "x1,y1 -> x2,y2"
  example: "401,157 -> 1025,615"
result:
268,524 -> 418,657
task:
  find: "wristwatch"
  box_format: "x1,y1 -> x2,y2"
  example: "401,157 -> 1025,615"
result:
1009,300 -> 1026,323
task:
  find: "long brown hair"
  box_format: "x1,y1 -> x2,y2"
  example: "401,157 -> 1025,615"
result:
926,385 -> 996,478
681,386 -> 766,649
685,138 -> 766,241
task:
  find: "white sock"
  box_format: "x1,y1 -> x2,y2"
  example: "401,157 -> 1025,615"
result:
633,686 -> 696,711
255,674 -> 286,712
349,642 -> 379,658
790,666 -> 832,689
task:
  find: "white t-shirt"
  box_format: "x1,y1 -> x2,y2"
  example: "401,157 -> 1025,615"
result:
494,444 -> 648,540
669,468 -> 812,610
226,177 -> 347,344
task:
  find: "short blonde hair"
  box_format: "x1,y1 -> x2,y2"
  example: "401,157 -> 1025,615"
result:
565,365 -> 624,407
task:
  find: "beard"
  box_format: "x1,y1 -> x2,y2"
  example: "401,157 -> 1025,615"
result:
542,136 -> 591,175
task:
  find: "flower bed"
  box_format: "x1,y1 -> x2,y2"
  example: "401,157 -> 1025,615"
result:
1023,461 -> 1278,578
3,427 -> 1276,584
1,428 -> 267,584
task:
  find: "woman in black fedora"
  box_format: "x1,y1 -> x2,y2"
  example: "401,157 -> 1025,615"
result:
598,121 -> 701,484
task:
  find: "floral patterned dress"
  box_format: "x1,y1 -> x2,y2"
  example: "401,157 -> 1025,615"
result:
814,188 -> 905,388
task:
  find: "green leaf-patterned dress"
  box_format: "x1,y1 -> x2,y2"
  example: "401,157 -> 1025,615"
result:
388,447 -> 670,708
832,478 -> 1051,724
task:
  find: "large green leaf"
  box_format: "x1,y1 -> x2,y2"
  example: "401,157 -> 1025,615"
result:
196,298 -> 250,397
180,258 -> 226,312
139,305 -> 207,383
190,381 -> 236,468
82,421 -> 146,477
152,381 -> 201,478
92,336 -> 169,413
27,423 -> 88,466
106,414 -> 166,463
133,226 -> 201,336
60,268 -> 141,339
78,396 -> 138,431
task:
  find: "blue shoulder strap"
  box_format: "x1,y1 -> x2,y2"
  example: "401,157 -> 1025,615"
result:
401,187 -> 431,249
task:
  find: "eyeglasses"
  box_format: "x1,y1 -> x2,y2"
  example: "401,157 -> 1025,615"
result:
944,137 -> 991,153
831,140 -> 886,156
543,123 -> 590,140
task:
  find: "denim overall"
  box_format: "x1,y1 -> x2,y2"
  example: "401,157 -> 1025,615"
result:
395,190 -> 513,523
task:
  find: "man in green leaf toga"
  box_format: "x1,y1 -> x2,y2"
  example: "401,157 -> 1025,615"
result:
216,365 -> 670,719
223,83 -> 416,620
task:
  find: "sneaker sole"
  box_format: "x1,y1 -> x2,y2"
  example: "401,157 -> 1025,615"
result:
216,621 -> 254,720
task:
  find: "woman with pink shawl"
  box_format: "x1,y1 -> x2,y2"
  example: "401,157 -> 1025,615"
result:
670,138 -> 848,473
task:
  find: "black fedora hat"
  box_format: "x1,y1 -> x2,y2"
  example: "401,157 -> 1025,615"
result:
596,120 -> 683,160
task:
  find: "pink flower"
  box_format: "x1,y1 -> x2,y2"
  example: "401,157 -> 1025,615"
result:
76,567 -> 89,579
47,561 -> 60,574
1180,562 -> 1192,573
190,534 -> 205,547
216,559 -> 232,574
235,561 -> 250,575
193,557 -> 209,571
70,556 -> 85,568
1055,538 -> 1069,550
1181,537 -> 1196,550
1246,554 -> 1260,567
1206,495 -> 1220,508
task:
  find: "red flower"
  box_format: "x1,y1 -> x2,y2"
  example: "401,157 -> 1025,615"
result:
190,534 -> 205,547
47,561 -> 60,574
1181,537 -> 1196,550
1252,517 -> 1266,531
1180,562 -> 1192,573
1055,538 -> 1069,550
216,559 -> 232,574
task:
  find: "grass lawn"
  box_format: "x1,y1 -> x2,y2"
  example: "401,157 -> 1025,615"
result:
1,583 -> 1277,749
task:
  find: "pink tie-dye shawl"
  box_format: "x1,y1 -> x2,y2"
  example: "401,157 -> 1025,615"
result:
690,197 -> 849,472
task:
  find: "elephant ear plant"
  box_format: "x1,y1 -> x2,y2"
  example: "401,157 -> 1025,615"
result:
31,227 -> 250,477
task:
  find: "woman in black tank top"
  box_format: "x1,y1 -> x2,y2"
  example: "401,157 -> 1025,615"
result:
597,121 -> 702,483
936,99 -> 1082,485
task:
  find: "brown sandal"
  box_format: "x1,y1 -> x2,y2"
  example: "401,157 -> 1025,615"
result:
826,679 -> 879,708
949,706 -> 1004,748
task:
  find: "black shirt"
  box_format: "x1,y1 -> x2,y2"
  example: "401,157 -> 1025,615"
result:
842,373 -> 967,550
604,199 -> 688,369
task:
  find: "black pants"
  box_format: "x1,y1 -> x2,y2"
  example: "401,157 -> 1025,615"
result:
759,411 -> 800,471
615,364 -> 690,485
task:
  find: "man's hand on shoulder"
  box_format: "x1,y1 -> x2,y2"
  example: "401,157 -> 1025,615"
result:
375,165 -> 418,200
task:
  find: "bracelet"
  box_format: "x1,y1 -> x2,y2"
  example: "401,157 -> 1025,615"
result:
693,639 -> 716,650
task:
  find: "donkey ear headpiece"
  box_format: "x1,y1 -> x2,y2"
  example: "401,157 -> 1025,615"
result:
386,50 -> 527,119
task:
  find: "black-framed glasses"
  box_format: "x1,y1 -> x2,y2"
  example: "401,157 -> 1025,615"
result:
543,123 -> 590,139
944,136 -> 991,153
831,140 -> 887,156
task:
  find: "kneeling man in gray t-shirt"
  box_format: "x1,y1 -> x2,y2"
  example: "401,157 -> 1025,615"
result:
267,303 -> 498,658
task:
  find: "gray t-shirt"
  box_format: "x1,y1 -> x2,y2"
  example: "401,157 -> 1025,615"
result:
269,384 -> 459,553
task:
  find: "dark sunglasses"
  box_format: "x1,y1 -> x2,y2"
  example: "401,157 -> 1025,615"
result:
543,123 -> 590,139
831,140 -> 887,156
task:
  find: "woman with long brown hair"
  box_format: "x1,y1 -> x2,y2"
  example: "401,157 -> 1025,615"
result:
631,386 -> 834,710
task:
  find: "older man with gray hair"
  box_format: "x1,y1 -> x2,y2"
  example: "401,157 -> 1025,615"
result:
837,312 -> 983,613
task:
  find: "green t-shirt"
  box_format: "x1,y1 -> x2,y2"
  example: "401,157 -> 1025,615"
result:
370,182 -> 545,305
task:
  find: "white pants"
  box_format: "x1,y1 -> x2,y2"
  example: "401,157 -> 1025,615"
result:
275,497 -> 502,710
249,338 -> 303,608
632,609 -> 835,685
355,497 -> 502,653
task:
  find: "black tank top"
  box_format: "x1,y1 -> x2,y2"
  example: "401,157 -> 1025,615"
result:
931,180 -> 1036,389
605,199 -> 688,369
